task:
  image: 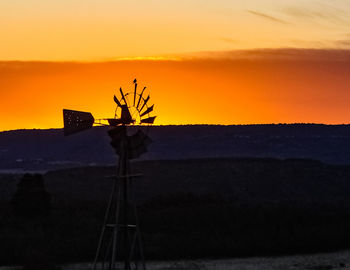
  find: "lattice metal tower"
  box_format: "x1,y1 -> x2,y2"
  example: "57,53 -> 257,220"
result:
63,79 -> 156,270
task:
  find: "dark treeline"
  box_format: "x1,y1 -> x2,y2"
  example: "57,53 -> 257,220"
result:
1,158 -> 350,265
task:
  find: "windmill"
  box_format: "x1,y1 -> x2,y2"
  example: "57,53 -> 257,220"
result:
63,79 -> 156,270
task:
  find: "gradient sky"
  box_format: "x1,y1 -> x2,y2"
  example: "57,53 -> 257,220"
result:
1,1 -> 350,130
1,0 -> 350,60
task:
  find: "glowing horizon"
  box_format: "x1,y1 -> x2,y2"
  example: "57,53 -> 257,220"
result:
1,48 -> 350,131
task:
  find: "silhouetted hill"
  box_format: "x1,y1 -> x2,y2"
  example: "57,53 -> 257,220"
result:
2,124 -> 350,171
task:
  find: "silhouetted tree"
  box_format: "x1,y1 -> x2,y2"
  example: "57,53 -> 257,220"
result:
11,174 -> 51,218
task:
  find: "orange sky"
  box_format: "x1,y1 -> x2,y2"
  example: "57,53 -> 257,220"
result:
1,49 -> 350,131
1,1 -> 350,130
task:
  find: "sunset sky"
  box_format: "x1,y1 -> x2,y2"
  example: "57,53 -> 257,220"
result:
1,0 -> 350,130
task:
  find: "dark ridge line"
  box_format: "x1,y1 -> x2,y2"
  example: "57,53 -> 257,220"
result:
43,156 -> 330,176
2,123 -> 350,133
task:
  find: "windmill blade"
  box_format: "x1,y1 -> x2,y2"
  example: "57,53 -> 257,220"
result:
63,109 -> 94,136
108,126 -> 125,156
133,80 -> 137,106
136,87 -> 146,109
139,95 -> 150,112
140,105 -> 154,117
107,118 -> 124,126
114,95 -> 122,107
131,129 -> 152,147
140,116 -> 156,124
119,87 -> 128,106
127,129 -> 152,159
128,143 -> 148,159
121,105 -> 133,124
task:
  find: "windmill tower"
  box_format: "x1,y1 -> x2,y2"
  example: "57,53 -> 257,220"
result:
63,79 -> 156,270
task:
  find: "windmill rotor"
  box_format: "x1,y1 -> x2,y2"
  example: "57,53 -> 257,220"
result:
63,79 -> 156,159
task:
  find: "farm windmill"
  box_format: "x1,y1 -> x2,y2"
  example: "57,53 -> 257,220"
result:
63,79 -> 156,270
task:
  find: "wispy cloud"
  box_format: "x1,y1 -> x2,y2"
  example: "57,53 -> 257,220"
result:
247,10 -> 289,24
282,7 -> 322,19
281,6 -> 347,25
289,39 -> 328,48
335,40 -> 350,47
184,48 -> 350,62
219,37 -> 236,44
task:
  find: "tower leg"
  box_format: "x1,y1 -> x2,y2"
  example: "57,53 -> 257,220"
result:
134,204 -> 146,270
94,127 -> 147,270
93,177 -> 118,270
111,183 -> 122,270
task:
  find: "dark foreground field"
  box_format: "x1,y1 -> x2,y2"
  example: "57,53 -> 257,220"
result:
59,251 -> 350,270
1,157 -> 350,266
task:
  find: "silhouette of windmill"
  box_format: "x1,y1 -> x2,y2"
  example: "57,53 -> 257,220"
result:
63,79 -> 156,270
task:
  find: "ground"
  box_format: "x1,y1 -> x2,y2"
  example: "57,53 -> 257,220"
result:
18,250 -> 350,270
